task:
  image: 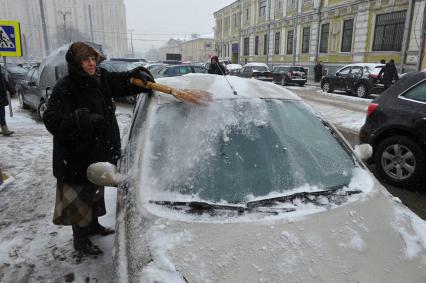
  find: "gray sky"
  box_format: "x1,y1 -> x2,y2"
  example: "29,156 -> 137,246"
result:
124,0 -> 235,53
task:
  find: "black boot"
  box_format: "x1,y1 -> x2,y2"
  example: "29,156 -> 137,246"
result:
88,217 -> 115,236
72,225 -> 103,255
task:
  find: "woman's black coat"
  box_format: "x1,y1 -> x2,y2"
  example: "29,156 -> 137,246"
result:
43,65 -> 141,184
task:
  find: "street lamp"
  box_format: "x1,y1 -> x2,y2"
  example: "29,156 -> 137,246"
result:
58,11 -> 72,43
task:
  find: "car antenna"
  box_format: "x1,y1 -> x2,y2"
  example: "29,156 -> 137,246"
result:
216,62 -> 238,95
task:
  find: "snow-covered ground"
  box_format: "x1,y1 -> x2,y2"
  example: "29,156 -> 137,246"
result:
0,99 -> 132,282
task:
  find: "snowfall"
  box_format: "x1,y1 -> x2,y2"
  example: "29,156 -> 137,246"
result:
0,85 -> 424,282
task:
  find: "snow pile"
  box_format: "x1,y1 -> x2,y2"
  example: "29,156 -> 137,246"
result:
392,206 -> 426,259
139,225 -> 192,283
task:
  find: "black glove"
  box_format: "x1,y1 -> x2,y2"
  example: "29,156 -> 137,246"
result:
128,66 -> 155,84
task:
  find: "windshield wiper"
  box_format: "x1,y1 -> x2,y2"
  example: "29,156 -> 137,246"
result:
246,185 -> 362,209
149,200 -> 295,215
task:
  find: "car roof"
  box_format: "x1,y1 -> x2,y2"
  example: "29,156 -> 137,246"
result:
153,74 -> 301,104
245,62 -> 269,67
340,63 -> 384,68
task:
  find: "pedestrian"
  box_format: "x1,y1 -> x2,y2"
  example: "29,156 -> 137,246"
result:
314,61 -> 323,82
378,59 -> 399,90
208,56 -> 227,75
0,64 -> 15,136
43,42 -> 154,255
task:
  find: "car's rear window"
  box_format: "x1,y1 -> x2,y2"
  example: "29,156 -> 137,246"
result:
141,99 -> 355,203
368,65 -> 385,75
252,66 -> 269,72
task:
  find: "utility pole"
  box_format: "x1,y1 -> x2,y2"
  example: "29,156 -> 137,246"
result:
129,29 -> 134,57
38,0 -> 49,56
88,4 -> 94,42
58,11 -> 72,43
292,0 -> 299,66
266,0 -> 271,65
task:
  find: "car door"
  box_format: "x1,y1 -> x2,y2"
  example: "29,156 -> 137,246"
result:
399,79 -> 426,142
334,67 -> 351,90
28,68 -> 40,108
347,66 -> 363,91
241,67 -> 252,78
20,69 -> 34,107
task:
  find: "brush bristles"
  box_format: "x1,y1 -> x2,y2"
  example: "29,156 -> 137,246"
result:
172,89 -> 213,105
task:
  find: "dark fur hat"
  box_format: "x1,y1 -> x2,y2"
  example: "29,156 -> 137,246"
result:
65,42 -> 100,66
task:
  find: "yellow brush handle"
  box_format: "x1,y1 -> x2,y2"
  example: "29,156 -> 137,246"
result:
130,78 -> 174,95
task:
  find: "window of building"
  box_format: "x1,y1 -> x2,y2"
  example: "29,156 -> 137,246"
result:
372,11 -> 406,51
246,8 -> 250,21
224,16 -> 230,31
287,0 -> 295,9
302,27 -> 310,53
287,30 -> 294,54
274,32 -> 280,54
264,34 -> 268,55
275,0 -> 283,11
319,23 -> 329,53
341,19 -> 354,52
244,37 -> 250,55
259,0 -> 267,17
255,35 -> 259,55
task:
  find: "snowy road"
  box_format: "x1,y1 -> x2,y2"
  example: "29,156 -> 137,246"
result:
0,99 -> 133,282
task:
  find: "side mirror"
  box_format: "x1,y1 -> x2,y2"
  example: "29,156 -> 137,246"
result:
335,72 -> 341,77
354,144 -> 373,161
87,162 -> 126,187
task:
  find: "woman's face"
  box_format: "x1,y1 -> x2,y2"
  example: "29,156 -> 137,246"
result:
81,56 -> 97,75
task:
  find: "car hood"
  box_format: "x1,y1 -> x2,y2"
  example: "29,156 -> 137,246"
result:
117,179 -> 426,283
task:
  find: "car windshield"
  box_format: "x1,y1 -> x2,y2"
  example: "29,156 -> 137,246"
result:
109,61 -> 131,71
140,99 -> 355,203
252,66 -> 268,72
289,67 -> 305,72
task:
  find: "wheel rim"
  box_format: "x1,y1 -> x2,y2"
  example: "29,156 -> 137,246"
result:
39,102 -> 47,119
323,82 -> 330,92
381,144 -> 416,180
356,85 -> 366,97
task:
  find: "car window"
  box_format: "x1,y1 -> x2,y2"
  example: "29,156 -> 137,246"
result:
243,67 -> 251,73
177,66 -> 191,75
30,69 -> 39,83
252,66 -> 268,72
289,67 -> 305,72
25,69 -> 35,81
368,65 -> 385,75
351,67 -> 363,75
402,80 -> 426,102
144,100 -> 355,203
193,67 -> 207,73
338,67 -> 351,75
99,63 -> 114,72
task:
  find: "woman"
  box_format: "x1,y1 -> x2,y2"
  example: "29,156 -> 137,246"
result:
43,42 -> 154,255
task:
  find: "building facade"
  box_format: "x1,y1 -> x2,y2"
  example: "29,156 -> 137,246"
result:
214,0 -> 426,75
182,37 -> 215,62
0,0 -> 128,61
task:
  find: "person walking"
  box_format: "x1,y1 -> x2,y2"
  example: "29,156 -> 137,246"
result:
314,61 -> 323,83
208,56 -> 227,75
43,42 -> 154,255
378,59 -> 399,90
0,64 -> 15,136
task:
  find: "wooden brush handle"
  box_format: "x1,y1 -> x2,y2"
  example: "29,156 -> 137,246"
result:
130,78 -> 174,95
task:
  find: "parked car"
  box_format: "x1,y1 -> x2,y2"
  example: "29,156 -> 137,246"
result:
99,60 -> 141,104
360,72 -> 426,187
226,63 -> 242,75
155,64 -> 207,78
321,63 -> 385,98
88,74 -> 426,283
272,65 -> 307,86
17,66 -> 50,119
234,63 -> 273,82
2,65 -> 29,92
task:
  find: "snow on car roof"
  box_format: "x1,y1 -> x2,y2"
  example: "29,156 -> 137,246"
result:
340,63 -> 384,68
155,74 -> 301,103
245,62 -> 269,67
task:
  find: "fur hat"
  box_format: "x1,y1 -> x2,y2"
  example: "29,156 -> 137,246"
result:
65,42 -> 100,66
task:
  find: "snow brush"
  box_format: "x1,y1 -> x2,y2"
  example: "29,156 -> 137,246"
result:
130,78 -> 213,105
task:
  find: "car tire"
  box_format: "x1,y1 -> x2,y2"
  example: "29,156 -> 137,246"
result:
18,91 -> 29,109
374,135 -> 425,187
298,83 -> 305,87
37,100 -> 48,120
125,95 -> 136,104
355,84 -> 368,98
322,81 -> 333,93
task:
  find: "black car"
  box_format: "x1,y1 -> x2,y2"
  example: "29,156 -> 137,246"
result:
360,72 -> 426,186
18,66 -> 51,119
321,63 -> 385,98
233,63 -> 273,82
155,64 -> 208,78
272,65 -> 307,86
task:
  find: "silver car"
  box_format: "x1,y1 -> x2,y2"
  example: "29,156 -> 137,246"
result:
90,74 -> 426,282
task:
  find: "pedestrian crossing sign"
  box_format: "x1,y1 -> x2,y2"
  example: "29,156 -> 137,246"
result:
0,20 -> 22,57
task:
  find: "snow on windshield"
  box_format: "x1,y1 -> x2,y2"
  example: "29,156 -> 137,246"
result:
133,98 -> 358,207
